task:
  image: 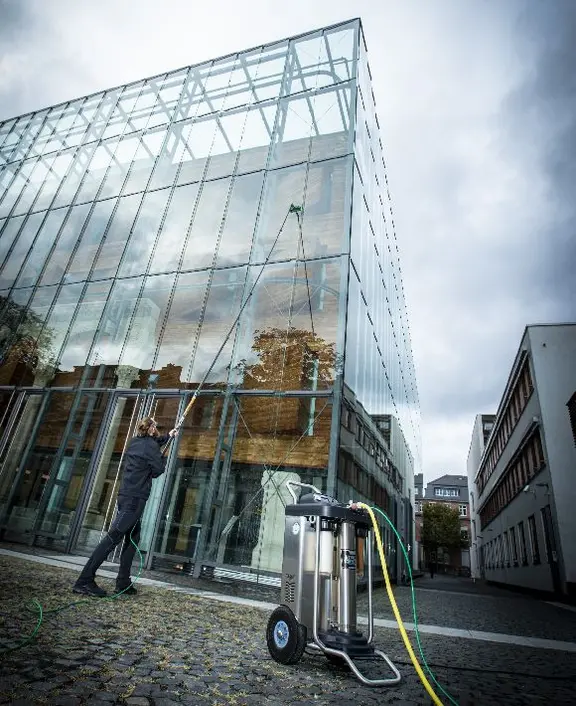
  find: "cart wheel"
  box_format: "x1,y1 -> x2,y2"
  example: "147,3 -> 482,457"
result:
266,606 -> 307,665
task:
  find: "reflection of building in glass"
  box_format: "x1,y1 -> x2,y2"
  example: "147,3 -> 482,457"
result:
0,19 -> 420,583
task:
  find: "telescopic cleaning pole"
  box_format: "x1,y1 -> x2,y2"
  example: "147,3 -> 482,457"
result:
161,204 -> 302,454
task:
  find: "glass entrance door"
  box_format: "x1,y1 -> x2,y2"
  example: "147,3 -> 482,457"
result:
74,391 -> 182,564
0,387 -> 109,549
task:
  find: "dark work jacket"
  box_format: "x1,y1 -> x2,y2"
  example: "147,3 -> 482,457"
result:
118,434 -> 170,500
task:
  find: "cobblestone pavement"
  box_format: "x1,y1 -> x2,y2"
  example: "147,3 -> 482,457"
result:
358,574 -> 576,642
1,555 -> 576,706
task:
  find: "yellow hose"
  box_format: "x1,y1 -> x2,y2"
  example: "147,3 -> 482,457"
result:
357,502 -> 444,706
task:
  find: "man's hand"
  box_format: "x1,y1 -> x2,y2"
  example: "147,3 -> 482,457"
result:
168,428 -> 179,438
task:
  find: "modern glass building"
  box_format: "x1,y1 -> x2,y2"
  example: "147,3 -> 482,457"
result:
0,19 -> 421,582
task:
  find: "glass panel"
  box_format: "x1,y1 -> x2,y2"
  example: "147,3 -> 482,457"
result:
119,273 -> 176,373
85,90 -> 120,143
236,105 -> 276,174
52,142 -> 98,208
14,209 -> 68,288
127,81 -> 160,133
0,158 -> 36,217
33,150 -> 75,211
211,395 -> 331,570
0,391 -> 74,543
77,395 -> 142,551
0,211 -> 45,289
77,394 -> 180,554
198,58 -> 236,117
35,390 -> 111,547
89,193 -> 142,281
215,171 -> 264,268
117,188 -> 172,278
58,280 -> 113,371
0,215 -> 26,270
149,182 -> 200,275
271,94 -> 314,169
186,267 -> 247,385
154,393 -> 224,560
246,42 -> 288,103
154,270 -> 210,380
75,139 -> 120,203
40,282 -> 85,371
122,128 -> 166,194
101,82 -> 144,140
148,123 -> 188,191
89,277 -> 144,369
180,178 -> 231,272
98,134 -> 141,199
175,118 -> 217,186
41,103 -> 79,155
147,70 -> 187,129
64,94 -> 103,148
12,112 -> 48,162
0,286 -> 59,387
175,63 -> 211,122
300,155 -> 352,258
232,257 -> 341,391
65,198 -> 116,283
40,203 -> 92,285
12,156 -> 59,215
309,85 -> 352,162
252,164 -> 307,263
325,24 -> 357,82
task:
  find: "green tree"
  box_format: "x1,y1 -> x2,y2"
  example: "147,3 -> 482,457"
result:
421,502 -> 466,557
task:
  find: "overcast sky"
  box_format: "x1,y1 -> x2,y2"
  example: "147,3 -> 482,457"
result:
1,0 -> 574,484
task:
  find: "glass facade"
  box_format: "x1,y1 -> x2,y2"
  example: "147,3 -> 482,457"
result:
0,20 -> 420,580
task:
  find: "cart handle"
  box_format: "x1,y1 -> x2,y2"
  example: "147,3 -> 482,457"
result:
285,480 -> 322,504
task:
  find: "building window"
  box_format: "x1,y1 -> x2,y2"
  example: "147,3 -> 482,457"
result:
527,514 -> 540,564
503,530 -> 510,567
459,504 -> 467,517
435,487 -> 459,498
567,392 -> 576,446
518,521 -> 528,566
509,527 -> 518,566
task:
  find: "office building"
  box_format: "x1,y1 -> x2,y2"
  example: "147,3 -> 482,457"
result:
0,19 -> 420,583
469,324 -> 576,599
466,413 -> 495,579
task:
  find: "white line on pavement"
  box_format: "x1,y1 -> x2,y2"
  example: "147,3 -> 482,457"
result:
2,548 -> 575,653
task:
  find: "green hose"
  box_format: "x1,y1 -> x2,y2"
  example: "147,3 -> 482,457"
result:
0,530 -> 144,656
371,505 -> 459,706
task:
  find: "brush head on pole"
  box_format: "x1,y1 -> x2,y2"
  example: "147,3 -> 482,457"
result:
289,204 -> 303,213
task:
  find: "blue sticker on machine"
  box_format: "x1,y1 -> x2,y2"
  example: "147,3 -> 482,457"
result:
341,549 -> 356,570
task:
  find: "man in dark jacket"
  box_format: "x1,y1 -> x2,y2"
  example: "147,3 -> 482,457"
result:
72,417 -> 178,597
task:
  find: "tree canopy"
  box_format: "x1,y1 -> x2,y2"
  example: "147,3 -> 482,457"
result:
421,502 -> 466,552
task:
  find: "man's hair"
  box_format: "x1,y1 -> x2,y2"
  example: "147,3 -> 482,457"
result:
136,417 -> 158,437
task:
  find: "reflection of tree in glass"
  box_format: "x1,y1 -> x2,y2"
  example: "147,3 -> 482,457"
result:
232,326 -> 342,390
0,295 -> 56,374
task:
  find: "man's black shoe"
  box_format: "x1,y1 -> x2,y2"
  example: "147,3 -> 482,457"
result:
116,583 -> 137,595
72,581 -> 107,597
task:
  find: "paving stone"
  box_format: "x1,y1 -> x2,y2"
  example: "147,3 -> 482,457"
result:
125,698 -> 151,706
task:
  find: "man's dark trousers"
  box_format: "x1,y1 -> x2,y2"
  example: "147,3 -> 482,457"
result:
77,495 -> 147,586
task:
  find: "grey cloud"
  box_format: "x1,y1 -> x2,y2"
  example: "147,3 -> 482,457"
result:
0,0 -> 31,39
502,0 -> 576,322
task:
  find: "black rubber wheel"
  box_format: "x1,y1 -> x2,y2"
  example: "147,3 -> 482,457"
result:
266,605 -> 307,665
